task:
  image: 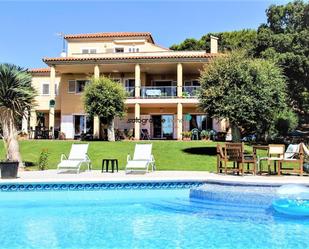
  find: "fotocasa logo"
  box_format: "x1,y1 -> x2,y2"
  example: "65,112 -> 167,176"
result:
127,114 -> 192,124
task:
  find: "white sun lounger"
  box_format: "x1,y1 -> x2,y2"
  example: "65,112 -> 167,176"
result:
125,144 -> 155,174
57,143 -> 91,173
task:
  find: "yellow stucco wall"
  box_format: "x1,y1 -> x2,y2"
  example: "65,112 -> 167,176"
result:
67,39 -> 167,56
31,75 -> 61,110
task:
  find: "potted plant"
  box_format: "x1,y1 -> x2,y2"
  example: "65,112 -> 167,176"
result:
200,130 -> 210,140
181,131 -> 192,141
0,64 -> 36,179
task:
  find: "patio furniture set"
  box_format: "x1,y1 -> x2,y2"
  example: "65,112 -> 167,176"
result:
217,142 -> 309,176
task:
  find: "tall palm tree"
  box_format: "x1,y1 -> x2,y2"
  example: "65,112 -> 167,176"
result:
0,64 -> 36,165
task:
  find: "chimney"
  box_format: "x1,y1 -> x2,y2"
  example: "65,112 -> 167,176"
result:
210,35 -> 219,53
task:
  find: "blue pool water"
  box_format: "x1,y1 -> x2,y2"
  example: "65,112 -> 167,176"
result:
0,184 -> 308,249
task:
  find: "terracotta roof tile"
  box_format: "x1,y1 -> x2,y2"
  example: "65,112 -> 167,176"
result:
64,32 -> 154,43
28,68 -> 51,73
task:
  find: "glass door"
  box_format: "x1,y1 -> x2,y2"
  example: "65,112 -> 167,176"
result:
152,115 -> 162,139
162,115 -> 173,139
74,115 -> 85,136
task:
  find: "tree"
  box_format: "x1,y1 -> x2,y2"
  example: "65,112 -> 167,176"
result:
0,64 -> 36,164
252,0 -> 309,123
170,29 -> 257,52
198,51 -> 291,141
83,77 -> 126,141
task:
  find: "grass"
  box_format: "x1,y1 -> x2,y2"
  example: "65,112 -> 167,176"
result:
0,140 -> 225,171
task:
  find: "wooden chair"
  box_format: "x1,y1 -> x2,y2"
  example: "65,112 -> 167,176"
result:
279,144 -> 305,176
216,144 -> 226,173
217,143 -> 256,175
261,144 -> 285,174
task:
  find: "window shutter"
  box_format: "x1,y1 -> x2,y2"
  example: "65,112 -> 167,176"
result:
68,80 -> 76,93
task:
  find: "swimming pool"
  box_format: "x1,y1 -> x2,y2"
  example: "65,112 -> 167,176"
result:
0,182 -> 308,249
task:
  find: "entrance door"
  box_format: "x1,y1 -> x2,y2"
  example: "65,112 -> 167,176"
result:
152,115 -> 162,139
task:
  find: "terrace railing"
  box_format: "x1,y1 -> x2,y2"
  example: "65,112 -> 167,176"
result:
125,87 -> 135,98
182,86 -> 201,98
141,86 -> 177,98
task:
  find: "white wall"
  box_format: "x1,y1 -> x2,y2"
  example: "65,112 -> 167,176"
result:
61,115 -> 74,139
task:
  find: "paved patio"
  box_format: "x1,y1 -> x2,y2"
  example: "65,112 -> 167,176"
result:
0,170 -> 308,186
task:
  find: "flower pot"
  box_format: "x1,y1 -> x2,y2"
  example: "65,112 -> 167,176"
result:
0,161 -> 19,179
183,137 -> 191,141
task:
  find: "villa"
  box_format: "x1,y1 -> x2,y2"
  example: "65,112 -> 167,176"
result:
26,32 -> 226,140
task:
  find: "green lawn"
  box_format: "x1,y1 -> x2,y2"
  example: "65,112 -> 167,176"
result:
0,140 -> 225,171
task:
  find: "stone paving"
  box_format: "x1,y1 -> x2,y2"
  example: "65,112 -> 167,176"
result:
0,170 -> 308,186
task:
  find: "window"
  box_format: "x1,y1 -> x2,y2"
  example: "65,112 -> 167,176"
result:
125,79 -> 135,88
128,47 -> 140,53
55,84 -> 58,95
68,80 -> 76,93
68,80 -> 89,93
189,115 -> 213,131
42,83 -> 49,95
192,80 -> 200,86
82,48 -> 97,54
76,80 -> 89,93
74,115 -> 93,137
184,80 -> 200,87
115,48 -> 124,53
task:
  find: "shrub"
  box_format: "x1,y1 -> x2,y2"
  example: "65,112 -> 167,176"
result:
38,149 -> 49,170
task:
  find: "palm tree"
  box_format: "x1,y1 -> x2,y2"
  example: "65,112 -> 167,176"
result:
0,63 -> 36,165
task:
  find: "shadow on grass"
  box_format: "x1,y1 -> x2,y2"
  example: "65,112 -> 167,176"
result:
182,147 -> 216,156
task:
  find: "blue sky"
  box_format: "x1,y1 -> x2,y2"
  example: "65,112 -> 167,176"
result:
0,0 -> 289,68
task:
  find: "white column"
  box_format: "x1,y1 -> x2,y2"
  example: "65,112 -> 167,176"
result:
134,103 -> 140,140
21,111 -> 28,133
29,110 -> 37,129
94,64 -> 100,79
93,65 -> 100,138
177,103 -> 183,140
93,116 -> 100,139
49,66 -> 56,138
135,64 -> 141,98
29,110 -> 37,139
177,63 -> 183,97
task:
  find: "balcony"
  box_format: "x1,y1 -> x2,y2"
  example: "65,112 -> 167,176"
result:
124,85 -> 201,99
182,86 -> 200,98
141,86 -> 177,98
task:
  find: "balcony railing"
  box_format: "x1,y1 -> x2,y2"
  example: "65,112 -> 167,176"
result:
141,86 -> 177,98
125,85 -> 200,98
182,86 -> 201,98
125,87 -> 135,98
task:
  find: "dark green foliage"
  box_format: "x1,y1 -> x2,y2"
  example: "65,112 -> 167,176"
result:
252,0 -> 309,120
170,29 -> 257,52
0,64 -> 36,119
198,51 -> 290,140
83,77 -> 126,123
274,109 -> 299,136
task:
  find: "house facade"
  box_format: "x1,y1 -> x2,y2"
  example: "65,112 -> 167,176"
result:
26,32 -> 227,140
